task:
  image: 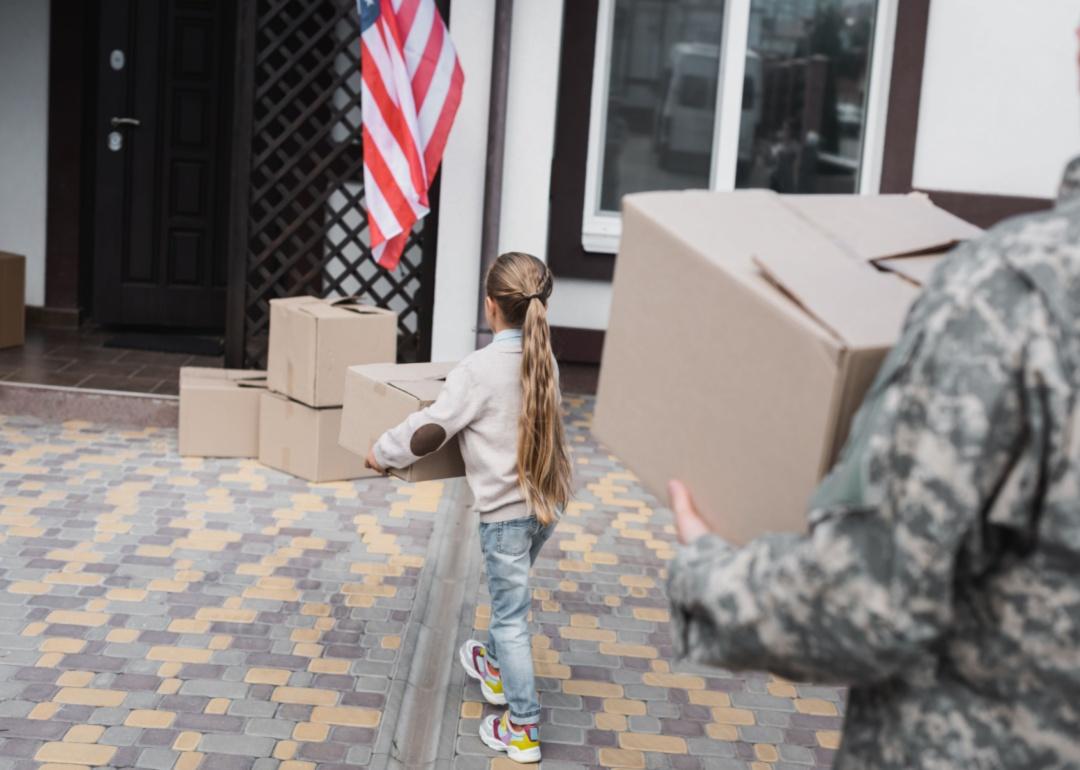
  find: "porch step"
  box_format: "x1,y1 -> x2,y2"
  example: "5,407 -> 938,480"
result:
0,381 -> 179,428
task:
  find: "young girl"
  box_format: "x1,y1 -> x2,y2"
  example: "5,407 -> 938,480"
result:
365,252 -> 572,763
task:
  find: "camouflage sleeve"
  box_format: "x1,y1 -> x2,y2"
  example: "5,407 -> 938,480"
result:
667,290 -> 1026,685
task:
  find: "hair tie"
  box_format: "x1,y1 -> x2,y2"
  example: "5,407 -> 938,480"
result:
523,292 -> 544,301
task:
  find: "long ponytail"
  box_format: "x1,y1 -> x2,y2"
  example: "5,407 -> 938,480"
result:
486,252 -> 573,524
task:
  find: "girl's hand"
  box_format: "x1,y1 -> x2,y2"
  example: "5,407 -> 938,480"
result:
365,448 -> 386,474
669,480 -> 712,545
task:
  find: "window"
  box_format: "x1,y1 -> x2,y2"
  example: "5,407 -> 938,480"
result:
578,0 -> 896,254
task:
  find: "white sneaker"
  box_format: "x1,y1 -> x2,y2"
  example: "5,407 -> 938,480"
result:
478,710 -> 541,764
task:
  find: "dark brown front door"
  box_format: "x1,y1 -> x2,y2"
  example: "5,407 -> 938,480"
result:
92,0 -> 233,328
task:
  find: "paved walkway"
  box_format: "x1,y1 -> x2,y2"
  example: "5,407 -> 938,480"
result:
0,398 -> 844,770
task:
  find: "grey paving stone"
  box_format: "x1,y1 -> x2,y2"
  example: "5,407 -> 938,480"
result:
199,733 -> 275,757
243,718 -> 294,740
136,747 -> 179,770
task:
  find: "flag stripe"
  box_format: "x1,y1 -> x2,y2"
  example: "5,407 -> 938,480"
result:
359,0 -> 462,271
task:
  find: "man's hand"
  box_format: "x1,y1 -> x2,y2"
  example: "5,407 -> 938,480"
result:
669,480 -> 712,545
365,448 -> 386,474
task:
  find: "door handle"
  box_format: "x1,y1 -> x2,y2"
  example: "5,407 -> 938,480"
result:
110,117 -> 141,128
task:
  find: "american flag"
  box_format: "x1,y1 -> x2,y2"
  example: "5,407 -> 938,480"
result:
358,0 -> 463,271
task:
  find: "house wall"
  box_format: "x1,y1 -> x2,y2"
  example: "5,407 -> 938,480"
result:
912,0 -> 1080,199
0,0 -> 50,308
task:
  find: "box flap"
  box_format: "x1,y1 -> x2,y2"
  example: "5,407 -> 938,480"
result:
875,254 -> 944,286
752,248 -> 919,350
783,193 -> 981,262
300,298 -> 395,320
349,361 -> 456,384
388,378 -> 445,403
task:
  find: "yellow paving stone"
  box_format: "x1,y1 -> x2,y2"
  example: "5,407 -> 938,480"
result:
618,733 -> 687,754
137,545 -> 175,558
563,680 -> 623,698
596,713 -> 628,732
706,723 -> 739,741
44,572 -> 101,587
56,671 -> 94,688
293,722 -> 330,742
569,614 -> 598,629
558,559 -> 591,572
194,607 -> 256,624
175,752 -> 203,770
534,661 -> 571,679
126,710 -> 176,728
767,681 -> 798,699
29,702 -> 61,720
650,659 -> 670,673
301,603 -> 331,617
795,697 -> 839,716
461,701 -> 483,719
244,586 -> 301,602
689,690 -> 731,707
598,748 -> 646,769
712,707 -> 756,726
631,606 -> 669,623
559,627 -> 616,643
35,743 -> 116,765
274,741 -> 299,760
105,588 -> 148,602
36,653 -> 63,668
291,629 -> 321,644
491,758 -> 525,770
314,617 -> 336,632
84,599 -> 107,613
106,628 -> 140,644
755,744 -> 779,762
158,662 -> 183,678
280,763 -> 316,770
149,579 -> 188,593
604,595 -> 622,607
293,643 -> 324,658
272,687 -> 338,706
382,635 -> 401,650
172,732 -> 202,752
558,580 -> 578,592
599,643 -> 658,659
148,646 -> 212,664
817,730 -> 842,749
44,610 -> 108,627
310,706 -> 381,727
158,679 -> 182,695
308,658 -> 350,675
205,699 -> 230,715
247,668 -> 291,685
9,581 -> 51,595
585,551 -> 618,565
62,724 -> 104,743
603,699 -> 647,716
168,619 -> 210,634
641,672 -> 705,690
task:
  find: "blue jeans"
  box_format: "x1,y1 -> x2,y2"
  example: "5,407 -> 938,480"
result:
478,515 -> 555,724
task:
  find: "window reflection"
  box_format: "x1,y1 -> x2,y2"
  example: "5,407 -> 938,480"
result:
597,0 -> 725,214
736,0 -> 877,194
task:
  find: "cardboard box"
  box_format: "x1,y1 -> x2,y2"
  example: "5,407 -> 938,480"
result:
0,252 -> 26,349
594,190 -> 980,545
267,297 -> 398,407
339,361 -> 466,482
258,391 -> 374,482
178,368 -> 267,457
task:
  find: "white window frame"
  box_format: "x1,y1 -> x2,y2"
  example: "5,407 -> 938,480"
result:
580,0 -> 899,255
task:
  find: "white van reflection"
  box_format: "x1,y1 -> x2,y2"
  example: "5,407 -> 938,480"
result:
654,43 -> 718,170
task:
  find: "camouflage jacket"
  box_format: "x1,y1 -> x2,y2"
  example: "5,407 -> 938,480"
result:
668,160 -> 1080,769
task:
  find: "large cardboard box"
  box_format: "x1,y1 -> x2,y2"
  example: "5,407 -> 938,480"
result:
267,297 -> 398,407
594,190 -> 980,544
0,252 -> 26,349
178,368 -> 267,457
259,391 -> 374,482
339,361 -> 466,482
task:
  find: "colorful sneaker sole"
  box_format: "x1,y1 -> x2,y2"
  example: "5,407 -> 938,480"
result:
478,719 -> 541,764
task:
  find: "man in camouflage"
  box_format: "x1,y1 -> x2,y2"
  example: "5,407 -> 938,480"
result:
666,163 -> 1080,765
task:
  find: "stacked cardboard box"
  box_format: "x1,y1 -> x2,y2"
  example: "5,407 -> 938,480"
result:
0,252 -> 26,350
178,369 -> 267,457
258,297 -> 398,482
594,190 -> 981,545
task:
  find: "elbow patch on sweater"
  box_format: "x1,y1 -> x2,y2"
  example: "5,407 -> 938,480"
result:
410,423 -> 446,456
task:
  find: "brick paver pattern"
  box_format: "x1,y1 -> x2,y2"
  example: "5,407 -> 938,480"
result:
0,397 -> 845,770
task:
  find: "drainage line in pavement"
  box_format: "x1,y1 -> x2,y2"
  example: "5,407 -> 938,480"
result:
369,478 -> 480,770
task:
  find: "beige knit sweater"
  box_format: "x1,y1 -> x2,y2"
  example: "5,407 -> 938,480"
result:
373,332 -> 551,523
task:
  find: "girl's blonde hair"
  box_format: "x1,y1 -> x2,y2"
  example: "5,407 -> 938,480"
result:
486,252 -> 572,525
